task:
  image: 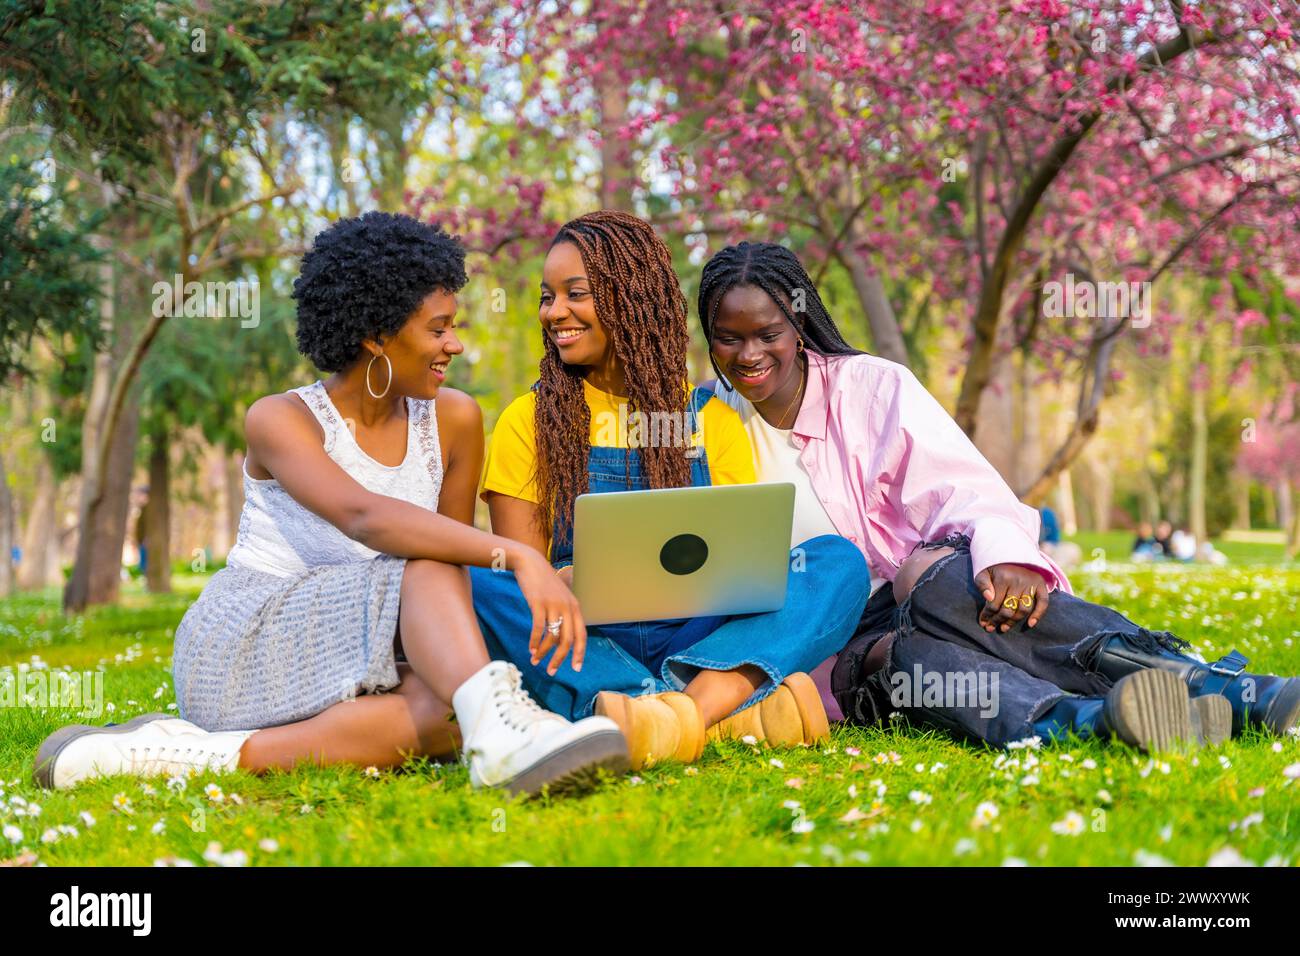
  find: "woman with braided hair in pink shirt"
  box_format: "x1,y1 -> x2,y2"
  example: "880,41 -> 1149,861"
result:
698,241 -> 1300,752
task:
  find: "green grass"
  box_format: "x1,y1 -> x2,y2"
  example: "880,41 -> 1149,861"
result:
2,562 -> 1298,867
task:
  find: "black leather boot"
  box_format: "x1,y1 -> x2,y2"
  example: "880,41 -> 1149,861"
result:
1091,630 -> 1300,736
1031,670 -> 1203,752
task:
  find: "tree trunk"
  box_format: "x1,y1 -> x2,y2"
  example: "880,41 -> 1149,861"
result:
224,447 -> 244,556
0,450 -> 13,598
1057,469 -> 1079,536
79,390 -> 141,606
595,9 -> 633,212
1287,483 -> 1300,560
839,248 -> 909,367
64,217 -> 117,613
1020,321 -> 1119,505
17,456 -> 57,590
952,28 -> 1211,439
1232,471 -> 1251,531
210,443 -> 231,558
973,349 -> 1016,484
1017,354 -> 1042,496
1085,456 -> 1114,532
145,431 -> 171,593
1262,483 -> 1277,528
64,348 -> 111,611
1276,478 -> 1294,544
1188,373 -> 1208,543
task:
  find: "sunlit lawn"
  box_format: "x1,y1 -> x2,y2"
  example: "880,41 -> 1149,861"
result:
2,547 -> 1298,867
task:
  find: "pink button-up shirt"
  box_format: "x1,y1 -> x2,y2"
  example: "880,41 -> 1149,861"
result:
789,350 -> 1072,594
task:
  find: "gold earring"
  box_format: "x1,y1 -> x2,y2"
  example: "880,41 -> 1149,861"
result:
366,351 -> 392,399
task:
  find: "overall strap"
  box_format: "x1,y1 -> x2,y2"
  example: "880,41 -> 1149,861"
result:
685,386 -> 712,460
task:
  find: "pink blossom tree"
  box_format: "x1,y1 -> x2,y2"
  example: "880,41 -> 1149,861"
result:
465,0 -> 1300,498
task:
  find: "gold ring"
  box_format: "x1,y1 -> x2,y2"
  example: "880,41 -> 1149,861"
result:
1020,593 -> 1034,610
1002,596 -> 1019,611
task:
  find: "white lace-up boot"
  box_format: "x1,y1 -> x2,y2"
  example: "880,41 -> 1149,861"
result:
34,712 -> 256,790
451,661 -> 629,796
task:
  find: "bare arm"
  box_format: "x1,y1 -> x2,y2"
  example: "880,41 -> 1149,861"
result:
434,388 -> 483,527
485,490 -> 584,669
247,393 -> 508,566
485,490 -> 550,557
244,393 -> 586,656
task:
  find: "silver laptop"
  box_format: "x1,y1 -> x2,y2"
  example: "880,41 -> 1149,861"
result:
572,482 -> 795,626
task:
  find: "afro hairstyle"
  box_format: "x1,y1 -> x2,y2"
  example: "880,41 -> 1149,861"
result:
293,211 -> 468,372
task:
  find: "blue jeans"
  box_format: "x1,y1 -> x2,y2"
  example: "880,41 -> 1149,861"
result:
470,533 -> 869,720
851,536 -> 1178,746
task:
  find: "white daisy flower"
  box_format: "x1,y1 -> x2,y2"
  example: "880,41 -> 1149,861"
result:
1050,811 -> 1086,836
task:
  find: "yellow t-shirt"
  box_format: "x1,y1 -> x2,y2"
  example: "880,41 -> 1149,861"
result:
482,379 -> 756,505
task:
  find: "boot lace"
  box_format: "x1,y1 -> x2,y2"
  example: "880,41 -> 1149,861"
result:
489,664 -> 559,732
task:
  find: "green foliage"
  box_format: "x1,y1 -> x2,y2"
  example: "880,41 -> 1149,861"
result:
0,0 -> 446,181
0,161 -> 103,380
1155,399 -> 1248,538
138,288 -> 305,474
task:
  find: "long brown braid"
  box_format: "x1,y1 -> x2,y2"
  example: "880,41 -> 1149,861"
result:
533,210 -> 692,545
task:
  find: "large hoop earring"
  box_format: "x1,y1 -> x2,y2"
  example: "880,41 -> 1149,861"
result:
796,338 -> 805,353
366,352 -> 393,399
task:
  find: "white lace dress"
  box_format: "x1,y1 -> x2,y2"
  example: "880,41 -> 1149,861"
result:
172,381 -> 444,731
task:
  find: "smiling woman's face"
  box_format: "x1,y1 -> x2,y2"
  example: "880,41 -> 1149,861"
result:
375,288 -> 463,400
538,241 -> 610,368
709,284 -> 802,404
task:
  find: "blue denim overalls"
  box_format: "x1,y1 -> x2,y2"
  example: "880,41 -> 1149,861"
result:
469,386 -> 871,721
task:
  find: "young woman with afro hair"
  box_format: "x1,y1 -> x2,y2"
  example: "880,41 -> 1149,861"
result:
34,212 -> 630,798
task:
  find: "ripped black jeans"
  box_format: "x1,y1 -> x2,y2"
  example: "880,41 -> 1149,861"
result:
834,534 -> 1181,746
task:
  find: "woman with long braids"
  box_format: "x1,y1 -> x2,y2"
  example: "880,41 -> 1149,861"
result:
698,241 -> 1300,752
462,212 -> 872,770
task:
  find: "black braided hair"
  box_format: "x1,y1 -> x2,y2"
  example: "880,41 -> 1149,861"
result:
697,241 -> 862,390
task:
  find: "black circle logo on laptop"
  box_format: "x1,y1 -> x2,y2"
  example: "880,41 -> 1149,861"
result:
660,533 -> 709,575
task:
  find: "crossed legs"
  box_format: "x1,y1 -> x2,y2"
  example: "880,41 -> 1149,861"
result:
238,558 -> 488,773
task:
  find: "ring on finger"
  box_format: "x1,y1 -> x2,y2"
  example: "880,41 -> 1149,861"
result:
1001,596 -> 1019,611
1019,593 -> 1034,610
546,616 -> 563,637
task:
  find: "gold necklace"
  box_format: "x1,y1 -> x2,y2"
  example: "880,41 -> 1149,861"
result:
771,359 -> 806,430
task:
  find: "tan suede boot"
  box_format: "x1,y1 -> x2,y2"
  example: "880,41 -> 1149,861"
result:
707,672 -> 831,747
594,690 -> 705,770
